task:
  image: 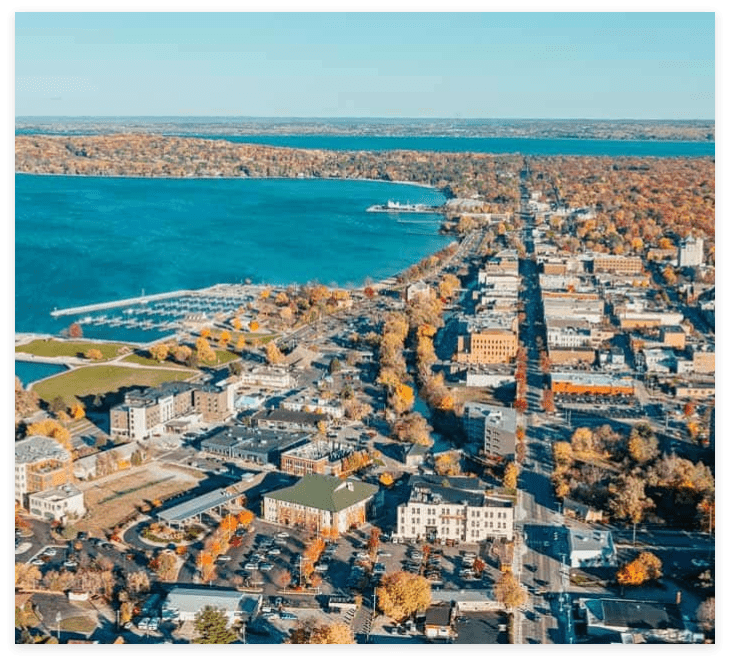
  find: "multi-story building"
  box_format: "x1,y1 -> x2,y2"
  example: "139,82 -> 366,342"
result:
281,394 -> 344,419
110,381 -> 195,440
678,234 -> 704,268
455,322 -> 519,365
690,344 -> 715,374
280,438 -> 357,476
28,484 -> 85,522
462,402 -> 517,459
590,254 -> 643,275
15,435 -> 74,506
406,281 -> 431,302
110,380 -> 236,439
262,475 -> 378,535
252,408 -> 328,432
396,476 -> 514,544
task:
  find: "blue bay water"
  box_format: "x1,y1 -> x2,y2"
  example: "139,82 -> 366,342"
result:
181,134 -> 715,157
15,175 -> 449,337
15,361 -> 68,387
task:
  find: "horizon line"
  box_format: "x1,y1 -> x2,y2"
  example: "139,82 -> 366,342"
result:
15,115 -> 716,123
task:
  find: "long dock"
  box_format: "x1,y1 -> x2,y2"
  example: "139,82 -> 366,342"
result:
50,288 -> 197,317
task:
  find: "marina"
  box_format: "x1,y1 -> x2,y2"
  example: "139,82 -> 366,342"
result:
367,200 -> 442,213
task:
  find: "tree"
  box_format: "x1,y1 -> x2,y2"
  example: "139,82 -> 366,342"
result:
290,619 -> 355,644
265,341 -> 284,365
231,317 -> 242,331
503,462 -> 519,490
84,348 -> 103,360
389,382 -> 414,415
391,412 -> 433,447
195,337 -> 217,364
15,377 -> 39,422
148,344 -> 169,363
249,320 -> 259,332
70,403 -> 85,420
514,397 -> 528,414
68,322 -> 83,338
540,388 -> 555,413
219,330 -> 231,347
377,572 -> 431,622
609,475 -> 654,529
570,427 -> 594,453
628,423 -> 659,464
494,570 -> 526,610
616,552 -> 663,586
328,357 -> 341,374
696,598 -> 715,634
173,344 -> 193,364
193,606 -> 238,644
434,451 -> 461,476
154,552 -> 178,581
552,441 -> 572,466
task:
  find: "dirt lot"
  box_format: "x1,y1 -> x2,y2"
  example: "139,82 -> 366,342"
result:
78,462 -> 204,536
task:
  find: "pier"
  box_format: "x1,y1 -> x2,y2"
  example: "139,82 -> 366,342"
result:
50,288 -> 198,317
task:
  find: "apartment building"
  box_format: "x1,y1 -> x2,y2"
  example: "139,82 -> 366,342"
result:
462,402 -> 517,459
279,439 -> 355,476
396,476 -> 514,544
15,435 -> 74,506
237,365 -> 295,390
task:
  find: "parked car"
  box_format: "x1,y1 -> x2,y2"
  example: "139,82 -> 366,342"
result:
279,612 -> 298,621
148,617 -> 160,631
138,617 -> 150,630
314,563 -> 329,572
244,562 -> 259,571
259,562 -> 274,571
275,532 -> 290,539
217,555 -> 232,562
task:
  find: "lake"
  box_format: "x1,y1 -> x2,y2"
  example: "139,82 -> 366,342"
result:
15,175 -> 449,338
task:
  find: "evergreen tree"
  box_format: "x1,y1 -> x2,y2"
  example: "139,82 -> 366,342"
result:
193,606 -> 238,644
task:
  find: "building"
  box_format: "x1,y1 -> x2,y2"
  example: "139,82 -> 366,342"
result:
400,443 -> 431,468
567,528 -> 617,568
281,394 -> 344,419
577,598 -> 699,643
28,484 -> 85,522
157,487 -> 245,528
590,254 -> 643,275
660,325 -> 686,350
279,438 -> 356,476
690,345 -> 715,374
424,603 -> 455,640
252,408 -> 328,432
201,426 -> 310,465
563,497 -> 603,523
550,372 -> 634,397
15,435 -> 74,506
161,587 -> 262,626
462,402 -> 517,459
262,474 -> 378,535
455,328 -> 518,365
678,235 -> 704,268
237,365 -> 295,390
110,381 -> 196,440
406,281 -> 431,302
396,476 -> 514,544
194,383 -> 234,423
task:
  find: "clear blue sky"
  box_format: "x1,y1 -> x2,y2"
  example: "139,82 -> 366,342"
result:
15,12 -> 715,119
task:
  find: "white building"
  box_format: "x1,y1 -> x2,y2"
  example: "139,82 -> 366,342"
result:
568,528 -> 617,568
28,484 -> 85,522
678,235 -> 704,268
236,365 -> 295,390
161,587 -> 261,626
396,476 -> 514,544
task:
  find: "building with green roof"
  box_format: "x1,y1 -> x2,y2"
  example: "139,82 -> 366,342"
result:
262,474 -> 378,535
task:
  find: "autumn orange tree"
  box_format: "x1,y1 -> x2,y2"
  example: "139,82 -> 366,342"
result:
616,551 -> 662,586
503,462 -> 519,491
289,620 -> 355,644
377,571 -> 431,622
494,569 -> 526,610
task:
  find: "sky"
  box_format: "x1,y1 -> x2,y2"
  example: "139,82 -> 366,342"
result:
14,11 -> 716,120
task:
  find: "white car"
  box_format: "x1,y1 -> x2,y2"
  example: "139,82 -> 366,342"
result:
149,617 -> 160,631
275,532 -> 290,539
45,548 -> 57,556
138,617 -> 150,630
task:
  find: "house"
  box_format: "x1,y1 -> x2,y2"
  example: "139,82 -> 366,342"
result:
424,603 -> 455,640
400,443 -> 430,468
563,497 -> 603,523
262,474 -> 378,535
161,586 -> 262,626
567,528 -> 617,568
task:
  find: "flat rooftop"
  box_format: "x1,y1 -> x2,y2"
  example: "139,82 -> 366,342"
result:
15,435 -> 70,465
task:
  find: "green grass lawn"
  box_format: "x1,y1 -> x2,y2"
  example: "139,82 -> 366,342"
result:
59,615 -> 96,634
32,365 -> 198,407
16,339 -> 133,360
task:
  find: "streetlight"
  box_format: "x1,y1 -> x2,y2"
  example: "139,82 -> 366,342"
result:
55,611 -> 61,642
